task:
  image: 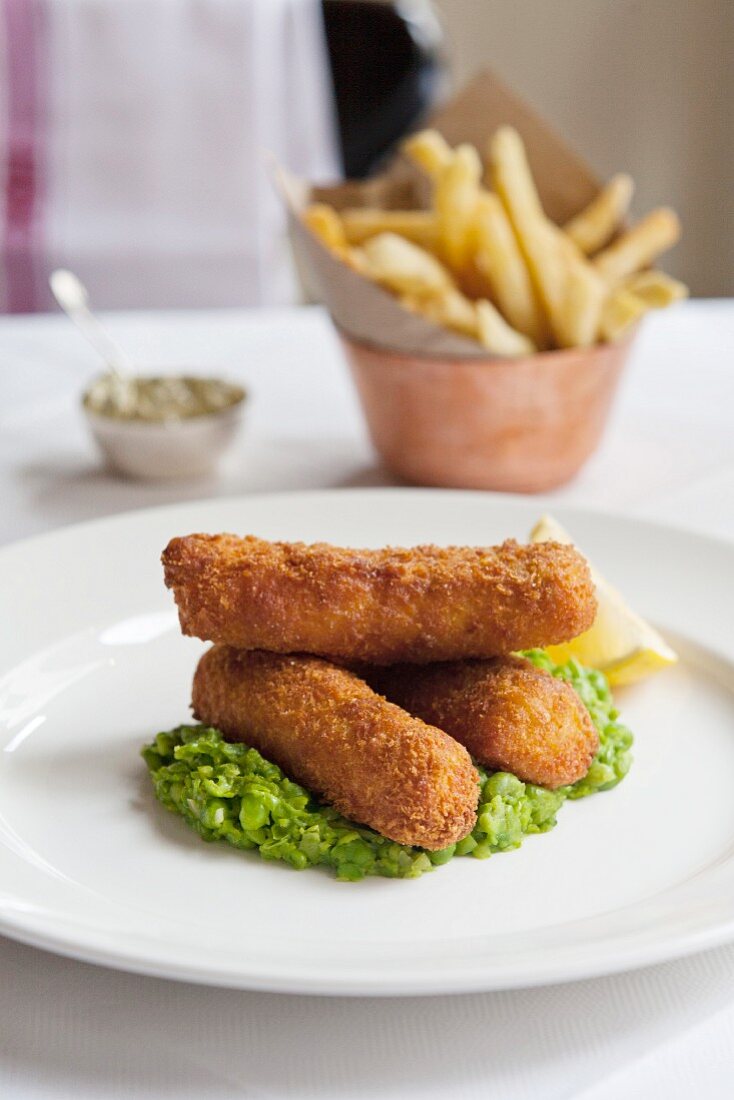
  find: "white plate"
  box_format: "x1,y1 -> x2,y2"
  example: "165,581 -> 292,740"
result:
1,489 -> 734,996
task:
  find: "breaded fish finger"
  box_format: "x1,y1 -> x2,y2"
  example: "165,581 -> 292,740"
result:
366,656 -> 599,790
164,535 -> 596,665
191,646 -> 480,850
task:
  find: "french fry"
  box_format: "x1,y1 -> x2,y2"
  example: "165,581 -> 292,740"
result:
593,207 -> 681,282
475,299 -> 537,357
341,208 -> 437,248
302,203 -> 348,253
473,192 -> 547,346
488,126 -> 546,222
302,203 -> 368,274
343,246 -> 371,275
402,128 -> 453,178
360,233 -> 455,297
620,270 -> 688,308
400,288 -> 479,339
305,124 -> 682,355
554,227 -> 585,264
554,258 -> 607,349
488,127 -> 568,344
599,288 -> 649,342
564,174 -> 634,254
521,224 -> 569,345
434,144 -> 483,275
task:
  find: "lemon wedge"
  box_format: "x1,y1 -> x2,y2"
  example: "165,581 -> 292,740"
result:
530,513 -> 678,686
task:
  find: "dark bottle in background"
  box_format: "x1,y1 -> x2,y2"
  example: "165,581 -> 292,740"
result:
322,0 -> 445,178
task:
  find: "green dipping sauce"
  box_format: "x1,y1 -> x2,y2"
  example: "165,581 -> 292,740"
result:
141,651 -> 633,881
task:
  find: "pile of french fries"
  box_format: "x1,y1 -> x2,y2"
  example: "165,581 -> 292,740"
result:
302,127 -> 687,357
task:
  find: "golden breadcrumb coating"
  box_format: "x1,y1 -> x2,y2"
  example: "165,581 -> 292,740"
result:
164,534 -> 596,665
191,646 -> 480,849
366,656 -> 599,789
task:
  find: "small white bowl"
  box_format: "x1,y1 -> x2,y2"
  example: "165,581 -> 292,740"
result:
82,374 -> 247,481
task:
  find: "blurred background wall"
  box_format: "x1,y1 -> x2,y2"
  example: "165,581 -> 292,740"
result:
432,0 -> 733,295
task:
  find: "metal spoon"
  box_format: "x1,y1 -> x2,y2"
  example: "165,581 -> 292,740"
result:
49,269 -> 136,412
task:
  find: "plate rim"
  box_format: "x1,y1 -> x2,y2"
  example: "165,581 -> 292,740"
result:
2,906 -> 734,997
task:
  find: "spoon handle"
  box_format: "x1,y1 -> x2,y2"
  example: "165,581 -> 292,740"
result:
49,269 -> 133,378
65,302 -> 134,378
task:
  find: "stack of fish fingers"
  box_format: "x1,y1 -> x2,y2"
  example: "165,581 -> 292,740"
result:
162,533 -> 598,849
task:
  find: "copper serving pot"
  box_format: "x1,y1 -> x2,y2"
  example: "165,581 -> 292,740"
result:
340,331 -> 635,493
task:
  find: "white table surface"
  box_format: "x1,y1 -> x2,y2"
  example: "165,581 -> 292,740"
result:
2,301 -> 734,1098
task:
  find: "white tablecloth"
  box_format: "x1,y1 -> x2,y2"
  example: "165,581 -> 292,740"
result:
2,301 -> 734,1098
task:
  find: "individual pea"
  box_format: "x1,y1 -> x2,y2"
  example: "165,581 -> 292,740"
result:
485,772 -> 525,800
336,863 -> 366,882
284,848 -> 309,870
454,835 -> 477,856
299,832 -> 323,862
203,773 -> 236,797
409,853 -> 433,876
239,794 -> 270,831
394,847 -> 414,872
260,837 -> 299,864
333,831 -> 361,847
168,781 -> 184,806
200,798 -> 229,829
150,733 -> 171,759
221,826 -> 257,851
581,761 -> 615,790
332,838 -> 375,870
428,844 -> 457,866
526,786 -> 564,826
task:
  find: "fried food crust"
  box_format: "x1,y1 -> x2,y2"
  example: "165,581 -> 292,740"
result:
164,535 -> 596,665
191,646 -> 480,849
366,656 -> 599,790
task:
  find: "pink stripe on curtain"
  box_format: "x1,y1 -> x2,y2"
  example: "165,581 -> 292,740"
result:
3,0 -> 46,313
